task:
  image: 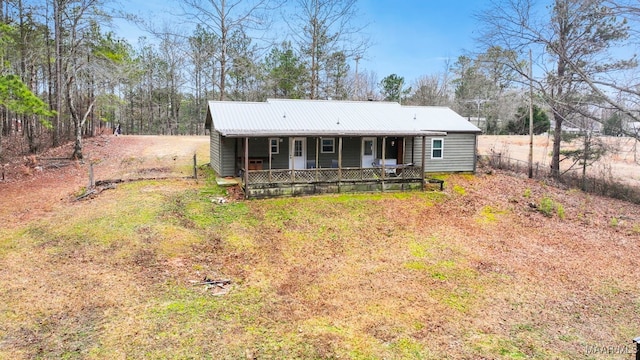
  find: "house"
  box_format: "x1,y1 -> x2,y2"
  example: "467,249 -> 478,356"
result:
205,99 -> 481,198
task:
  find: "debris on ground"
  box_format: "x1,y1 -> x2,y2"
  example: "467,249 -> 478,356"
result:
190,276 -> 232,296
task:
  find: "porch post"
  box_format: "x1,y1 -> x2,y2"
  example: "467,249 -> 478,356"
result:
315,137 -> 319,181
381,137 -> 386,190
421,136 -> 427,191
268,138 -> 272,182
401,137 -> 406,179
290,137 -> 294,183
244,137 -> 250,199
338,137 -> 343,181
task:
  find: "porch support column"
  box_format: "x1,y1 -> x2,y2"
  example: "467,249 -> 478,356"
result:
315,137 -> 319,181
402,137 -> 407,179
268,138 -> 272,182
338,137 -> 343,181
381,137 -> 386,190
421,135 -> 427,191
244,137 -> 250,199
290,137 -> 294,183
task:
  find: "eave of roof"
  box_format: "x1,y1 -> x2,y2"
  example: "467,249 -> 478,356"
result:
219,130 -> 448,138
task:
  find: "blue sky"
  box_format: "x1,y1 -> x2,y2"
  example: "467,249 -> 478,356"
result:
112,0 -> 490,83
357,0 -> 486,81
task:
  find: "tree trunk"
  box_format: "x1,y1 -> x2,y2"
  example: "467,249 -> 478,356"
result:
53,0 -> 62,147
582,133 -> 589,191
551,110 -> 563,178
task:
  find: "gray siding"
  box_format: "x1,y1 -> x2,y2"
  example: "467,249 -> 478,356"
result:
210,131 -> 223,175
220,137 -> 236,176
409,133 -> 477,173
210,132 -> 237,177
228,134 -> 476,173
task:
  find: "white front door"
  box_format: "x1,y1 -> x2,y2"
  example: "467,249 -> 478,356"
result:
290,137 -> 307,169
362,137 -> 376,168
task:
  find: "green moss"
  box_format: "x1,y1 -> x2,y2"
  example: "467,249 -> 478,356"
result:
453,185 -> 466,195
477,205 -> 507,224
390,337 -> 429,358
405,261 -> 427,271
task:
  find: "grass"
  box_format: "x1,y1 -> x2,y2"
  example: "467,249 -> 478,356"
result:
0,172 -> 639,359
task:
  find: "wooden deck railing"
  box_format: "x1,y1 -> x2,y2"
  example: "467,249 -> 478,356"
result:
245,164 -> 423,185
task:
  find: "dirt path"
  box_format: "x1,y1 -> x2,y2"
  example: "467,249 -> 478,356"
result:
0,135 -> 209,227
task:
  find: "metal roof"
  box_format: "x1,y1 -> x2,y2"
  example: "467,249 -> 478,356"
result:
205,99 -> 481,137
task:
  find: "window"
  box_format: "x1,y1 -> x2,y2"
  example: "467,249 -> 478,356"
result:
294,139 -> 303,156
321,138 -> 335,153
431,138 -> 443,159
269,138 -> 279,154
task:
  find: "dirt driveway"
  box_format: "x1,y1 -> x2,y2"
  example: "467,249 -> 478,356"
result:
0,135 -> 210,227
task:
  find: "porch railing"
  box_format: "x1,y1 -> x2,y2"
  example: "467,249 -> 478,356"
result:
246,164 -> 423,185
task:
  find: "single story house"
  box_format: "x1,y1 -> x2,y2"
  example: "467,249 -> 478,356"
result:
205,99 -> 481,198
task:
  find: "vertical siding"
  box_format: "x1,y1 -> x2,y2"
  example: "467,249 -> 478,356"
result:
270,138 -> 290,169
341,137 -> 362,167
221,137 -> 236,176
412,133 -> 477,172
221,135 -> 479,173
210,132 -> 223,175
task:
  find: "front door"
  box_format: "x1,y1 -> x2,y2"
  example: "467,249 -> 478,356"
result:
362,137 -> 376,168
291,137 -> 307,169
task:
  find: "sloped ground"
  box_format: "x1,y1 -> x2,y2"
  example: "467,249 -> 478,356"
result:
0,135 -> 209,227
0,136 -> 639,359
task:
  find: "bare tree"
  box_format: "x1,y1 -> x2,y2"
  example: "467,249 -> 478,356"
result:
287,0 -> 368,99
477,0 -> 635,178
408,73 -> 450,106
181,0 -> 277,101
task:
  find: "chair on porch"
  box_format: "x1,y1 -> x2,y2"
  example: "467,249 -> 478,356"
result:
331,159 -> 339,168
306,160 -> 316,169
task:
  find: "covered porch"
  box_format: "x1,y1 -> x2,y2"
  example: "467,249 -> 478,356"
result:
237,135 -> 435,199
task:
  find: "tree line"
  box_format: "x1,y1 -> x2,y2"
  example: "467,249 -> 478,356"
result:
0,0 -> 639,174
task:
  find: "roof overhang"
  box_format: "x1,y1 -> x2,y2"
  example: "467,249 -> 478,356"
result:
219,130 -> 448,138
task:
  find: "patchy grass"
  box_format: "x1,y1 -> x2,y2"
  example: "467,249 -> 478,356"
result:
1,171 -> 639,359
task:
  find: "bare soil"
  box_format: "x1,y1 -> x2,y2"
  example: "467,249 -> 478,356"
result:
0,135 -> 209,227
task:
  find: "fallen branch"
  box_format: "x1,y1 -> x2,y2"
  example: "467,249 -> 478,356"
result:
75,189 -> 97,201
193,278 -> 232,287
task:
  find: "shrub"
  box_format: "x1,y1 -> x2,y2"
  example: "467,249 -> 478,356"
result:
539,197 -> 554,217
537,196 -> 564,219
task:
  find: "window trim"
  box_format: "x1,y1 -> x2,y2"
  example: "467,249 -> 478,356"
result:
269,137 -> 279,155
321,137 -> 335,154
431,138 -> 444,159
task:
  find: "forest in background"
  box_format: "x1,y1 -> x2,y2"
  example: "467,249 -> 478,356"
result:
1,0 -> 640,173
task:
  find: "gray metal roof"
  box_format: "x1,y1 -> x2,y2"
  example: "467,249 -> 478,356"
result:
205,99 -> 481,137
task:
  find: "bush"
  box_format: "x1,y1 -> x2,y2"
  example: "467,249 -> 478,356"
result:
538,196 -> 564,219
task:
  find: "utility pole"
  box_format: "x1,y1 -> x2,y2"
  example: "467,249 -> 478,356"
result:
354,55 -> 360,100
466,98 -> 489,130
528,49 -> 534,179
